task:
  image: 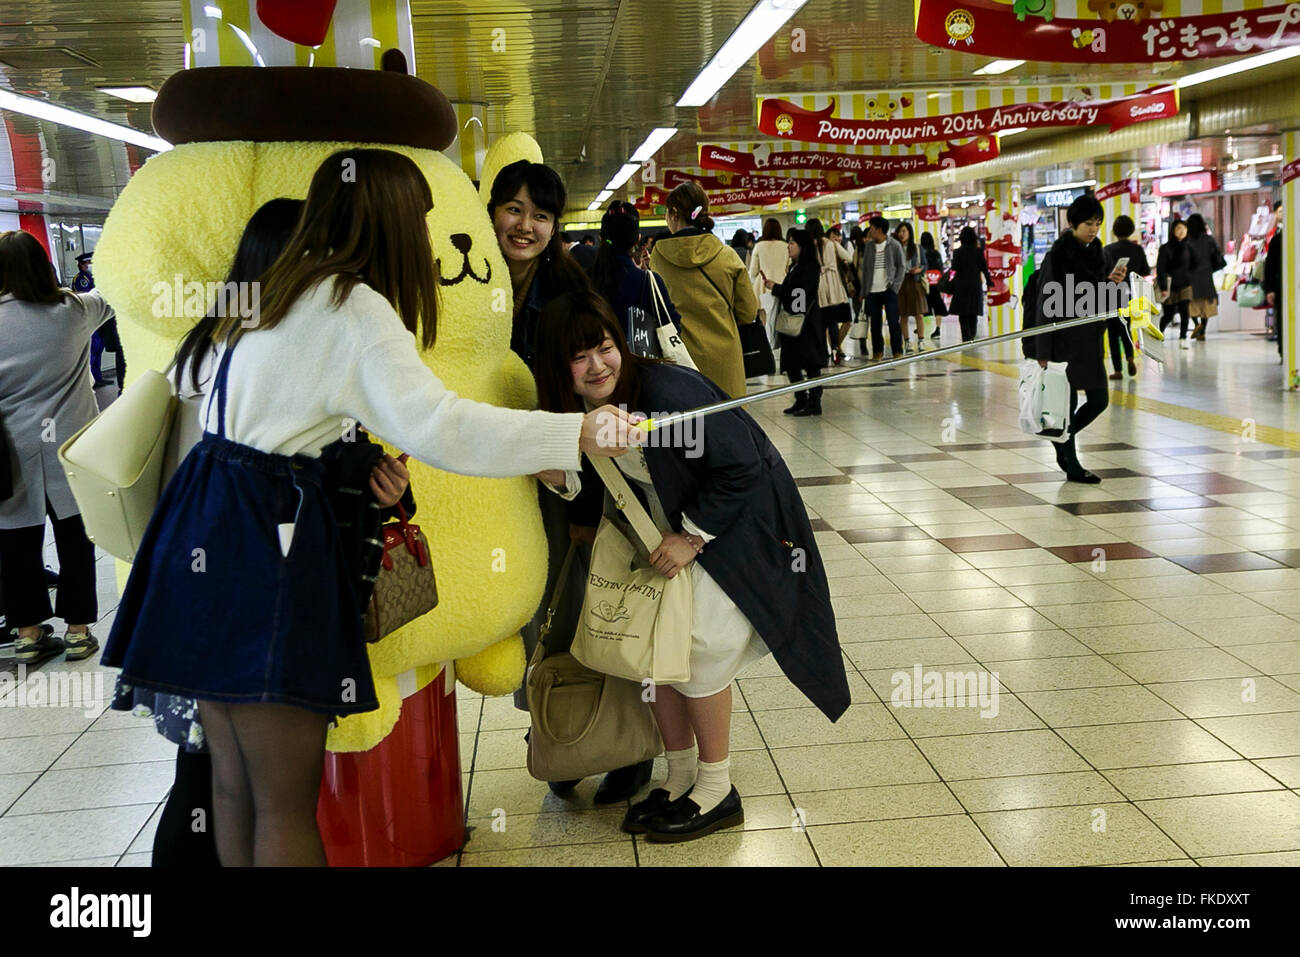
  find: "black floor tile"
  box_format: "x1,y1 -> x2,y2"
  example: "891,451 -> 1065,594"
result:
795,474 -> 854,487
1168,552 -> 1287,574
841,463 -> 909,474
839,526 -> 931,543
1257,549 -> 1300,568
1054,500 -> 1151,515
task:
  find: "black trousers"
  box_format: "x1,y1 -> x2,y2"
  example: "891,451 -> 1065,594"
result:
958,314 -> 979,342
1107,317 -> 1134,371
1159,300 -> 1190,339
1057,388 -> 1109,463
0,500 -> 98,629
865,290 -> 902,356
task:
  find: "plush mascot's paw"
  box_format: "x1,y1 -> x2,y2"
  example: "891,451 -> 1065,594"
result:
455,634 -> 526,696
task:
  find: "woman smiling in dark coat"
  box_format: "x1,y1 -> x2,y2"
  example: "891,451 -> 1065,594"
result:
533,289 -> 848,843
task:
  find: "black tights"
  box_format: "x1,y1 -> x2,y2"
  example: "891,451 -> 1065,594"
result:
1160,300 -> 1190,339
152,747 -> 220,867
1056,388 -> 1109,467
198,701 -> 330,867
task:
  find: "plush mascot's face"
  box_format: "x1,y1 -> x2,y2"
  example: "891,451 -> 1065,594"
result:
95,140 -> 549,750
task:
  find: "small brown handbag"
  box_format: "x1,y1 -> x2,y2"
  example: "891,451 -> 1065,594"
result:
362,503 -> 438,643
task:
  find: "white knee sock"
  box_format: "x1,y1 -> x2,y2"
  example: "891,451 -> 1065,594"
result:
689,757 -> 732,814
663,745 -> 698,801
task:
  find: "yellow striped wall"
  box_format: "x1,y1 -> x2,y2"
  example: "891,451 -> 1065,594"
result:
1283,130 -> 1298,391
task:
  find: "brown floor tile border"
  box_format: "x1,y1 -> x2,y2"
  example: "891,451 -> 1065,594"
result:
994,441 -> 1047,449
1045,542 -> 1158,561
1160,446 -> 1228,456
1079,443 -> 1137,451
841,463 -> 910,475
1139,496 -> 1224,511
1090,468 -> 1143,479
1160,474 -> 1272,495
1167,552 -> 1288,574
889,452 -> 956,463
809,518 -> 833,532
937,533 -> 1040,553
1054,500 -> 1151,516
839,526 -> 932,544
1258,549 -> 1300,568
1240,449 -> 1300,460
996,471 -> 1070,485
795,474 -> 854,487
944,443 -> 1002,451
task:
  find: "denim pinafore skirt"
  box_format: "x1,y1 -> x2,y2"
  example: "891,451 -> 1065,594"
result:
102,341 -> 378,716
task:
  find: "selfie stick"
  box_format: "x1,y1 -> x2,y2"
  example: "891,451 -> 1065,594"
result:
638,299 -> 1158,432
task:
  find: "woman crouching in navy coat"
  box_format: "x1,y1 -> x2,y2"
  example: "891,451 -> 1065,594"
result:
532,288 -> 849,844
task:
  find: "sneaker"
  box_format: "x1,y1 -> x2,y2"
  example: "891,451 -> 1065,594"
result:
1180,338 -> 1190,350
13,624 -> 64,664
917,336 -> 929,352
63,629 -> 99,663
929,328 -> 942,340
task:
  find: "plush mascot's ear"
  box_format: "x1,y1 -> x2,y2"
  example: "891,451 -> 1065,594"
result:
478,131 -> 544,206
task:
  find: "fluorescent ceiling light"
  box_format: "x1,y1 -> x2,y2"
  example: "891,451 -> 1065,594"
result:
630,128 -> 678,163
997,126 -> 1028,136
1177,45 -> 1300,88
595,190 -> 613,203
1138,166 -> 1202,179
604,163 -> 641,191
944,193 -> 986,204
883,204 -> 912,212
1236,155 -> 1282,166
973,59 -> 1024,76
587,201 -> 602,211
226,23 -> 266,67
203,4 -> 222,18
1033,179 -> 1096,192
0,89 -> 171,152
97,86 -> 157,103
677,0 -> 811,107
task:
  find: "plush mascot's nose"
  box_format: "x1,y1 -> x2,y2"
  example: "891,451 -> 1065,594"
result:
451,233 -> 473,254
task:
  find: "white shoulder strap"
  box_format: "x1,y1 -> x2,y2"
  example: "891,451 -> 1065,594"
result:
645,269 -> 672,328
587,454 -> 666,552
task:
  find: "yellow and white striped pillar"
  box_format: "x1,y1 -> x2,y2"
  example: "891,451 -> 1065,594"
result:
182,0 -> 414,69
986,181 -> 1021,336
1096,162 -> 1139,242
1282,131 -> 1299,390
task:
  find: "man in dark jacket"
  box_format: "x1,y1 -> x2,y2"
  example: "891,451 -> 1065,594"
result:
1264,210 -> 1283,360
1103,215 -> 1150,380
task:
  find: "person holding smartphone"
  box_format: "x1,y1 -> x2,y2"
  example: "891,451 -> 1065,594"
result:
1103,216 -> 1150,379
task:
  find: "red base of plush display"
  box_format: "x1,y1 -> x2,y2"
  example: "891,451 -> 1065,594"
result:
317,670 -> 465,866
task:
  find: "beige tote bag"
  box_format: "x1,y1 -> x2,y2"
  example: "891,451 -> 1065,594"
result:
573,455 -> 693,686
526,543 -> 663,782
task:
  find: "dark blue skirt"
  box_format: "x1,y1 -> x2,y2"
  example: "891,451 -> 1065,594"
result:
102,433 -> 378,716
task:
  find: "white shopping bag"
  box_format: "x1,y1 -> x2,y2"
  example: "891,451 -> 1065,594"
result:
1018,360 -> 1071,443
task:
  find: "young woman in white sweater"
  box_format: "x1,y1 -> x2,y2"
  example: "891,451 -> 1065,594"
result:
102,149 -> 639,867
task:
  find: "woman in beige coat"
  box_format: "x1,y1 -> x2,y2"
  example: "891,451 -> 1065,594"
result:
748,217 -> 791,339
650,182 -> 760,398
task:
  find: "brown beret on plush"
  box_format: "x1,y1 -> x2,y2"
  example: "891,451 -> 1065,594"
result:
152,55 -> 457,150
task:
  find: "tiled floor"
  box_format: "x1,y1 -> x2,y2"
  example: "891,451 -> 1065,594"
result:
3,327 -> 1299,867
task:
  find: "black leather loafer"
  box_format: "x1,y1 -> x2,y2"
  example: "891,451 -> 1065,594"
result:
644,786 -> 744,843
622,787 -> 686,833
594,758 -> 654,805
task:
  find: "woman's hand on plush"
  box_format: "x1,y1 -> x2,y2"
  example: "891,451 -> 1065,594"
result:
369,453 -> 410,507
649,532 -> 699,578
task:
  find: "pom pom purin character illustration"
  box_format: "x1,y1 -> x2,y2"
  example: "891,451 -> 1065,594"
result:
945,9 -> 976,46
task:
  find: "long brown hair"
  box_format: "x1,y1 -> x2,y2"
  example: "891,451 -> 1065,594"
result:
221,148 -> 439,348
533,288 -> 663,413
0,230 -> 64,304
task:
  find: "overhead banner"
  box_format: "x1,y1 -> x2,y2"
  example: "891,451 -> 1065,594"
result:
1096,175 -> 1140,203
915,0 -> 1300,64
758,88 -> 1178,145
663,168 -> 842,194
1282,157 -> 1300,185
699,138 -> 997,176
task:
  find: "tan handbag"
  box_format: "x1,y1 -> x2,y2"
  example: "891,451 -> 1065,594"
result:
58,368 -> 178,562
526,543 -> 663,782
362,503 -> 438,643
573,455 -> 693,685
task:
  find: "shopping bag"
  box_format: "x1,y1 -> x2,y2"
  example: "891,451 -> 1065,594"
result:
572,456 -> 692,685
1018,360 -> 1071,443
773,303 -> 807,337
646,269 -> 698,369
738,319 -> 776,378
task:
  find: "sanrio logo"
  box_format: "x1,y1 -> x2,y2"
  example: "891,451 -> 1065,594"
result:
1130,103 -> 1165,117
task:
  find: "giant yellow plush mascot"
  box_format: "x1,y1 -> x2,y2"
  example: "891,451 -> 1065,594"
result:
94,56 -> 548,752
